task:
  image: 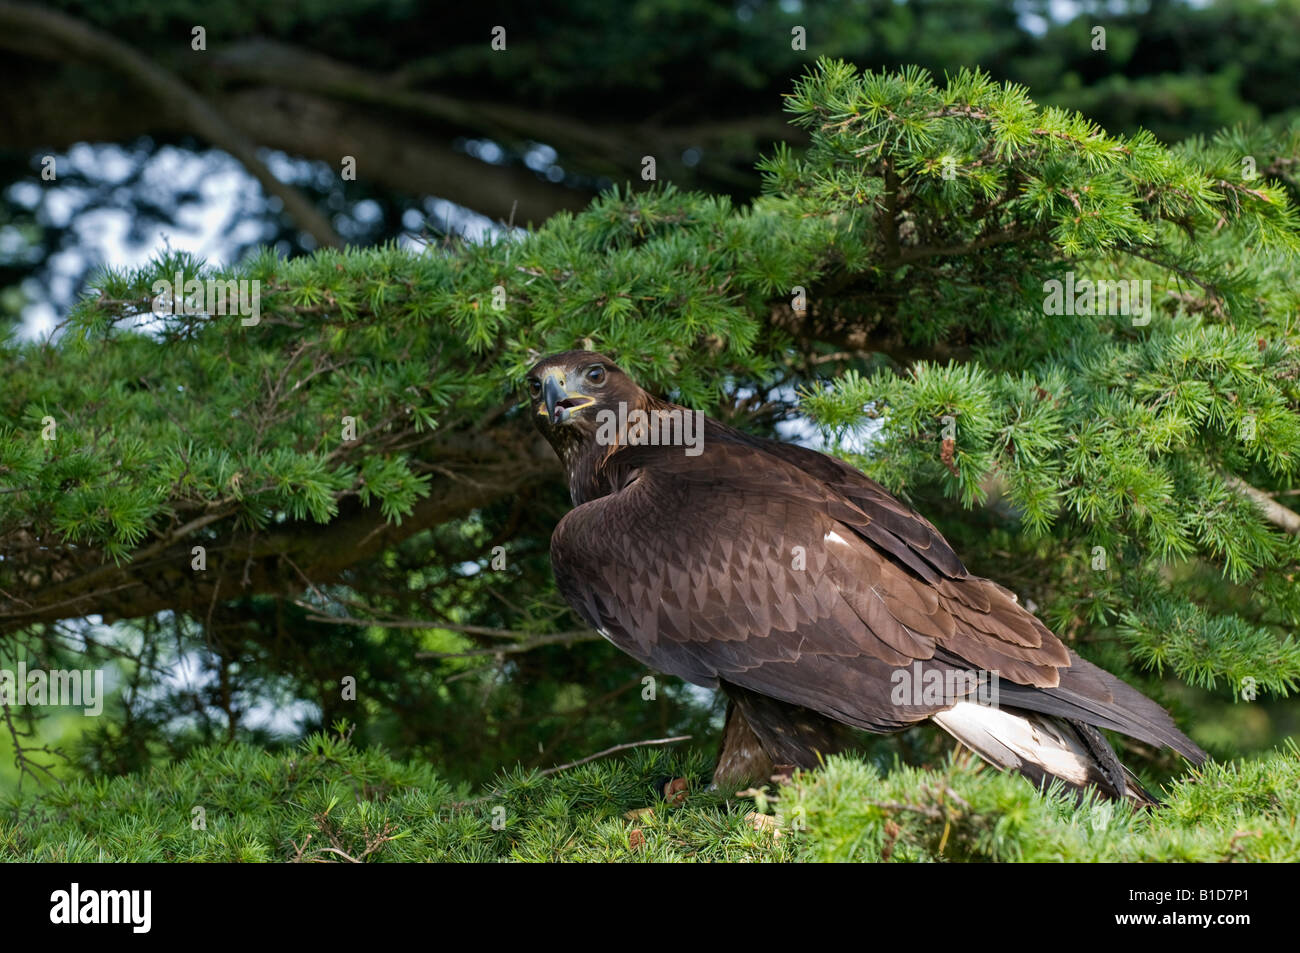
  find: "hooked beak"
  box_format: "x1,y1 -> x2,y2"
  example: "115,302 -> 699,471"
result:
539,371 -> 596,425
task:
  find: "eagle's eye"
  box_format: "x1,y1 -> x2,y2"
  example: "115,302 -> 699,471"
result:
586,365 -> 606,385
528,378 -> 541,397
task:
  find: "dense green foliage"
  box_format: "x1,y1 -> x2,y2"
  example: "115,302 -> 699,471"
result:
4,728 -> 1295,861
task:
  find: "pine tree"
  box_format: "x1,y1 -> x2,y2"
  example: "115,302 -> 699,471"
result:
2,62 -> 1298,851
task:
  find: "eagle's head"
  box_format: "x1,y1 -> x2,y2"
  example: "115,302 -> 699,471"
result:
526,350 -> 638,445
527,350 -> 691,503
526,351 -> 658,503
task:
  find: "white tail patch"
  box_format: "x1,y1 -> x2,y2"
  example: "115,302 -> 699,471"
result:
932,702 -> 1096,786
824,530 -> 850,546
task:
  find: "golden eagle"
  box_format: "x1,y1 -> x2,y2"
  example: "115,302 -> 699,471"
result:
527,350 -> 1205,802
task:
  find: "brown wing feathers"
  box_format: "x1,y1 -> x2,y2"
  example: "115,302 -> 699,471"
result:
554,436 -> 1068,727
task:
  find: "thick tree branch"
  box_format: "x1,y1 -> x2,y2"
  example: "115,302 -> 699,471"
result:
0,425 -> 561,634
0,1 -> 342,248
0,26 -> 795,223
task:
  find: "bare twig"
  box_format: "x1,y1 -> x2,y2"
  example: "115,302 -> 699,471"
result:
538,735 -> 692,777
296,603 -> 596,641
414,630 -> 601,659
1222,473 -> 1300,534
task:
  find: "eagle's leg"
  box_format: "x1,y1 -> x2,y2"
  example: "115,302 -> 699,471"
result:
712,682 -> 851,791
713,699 -> 776,790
